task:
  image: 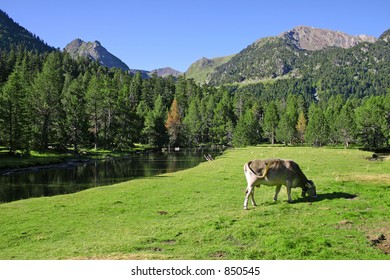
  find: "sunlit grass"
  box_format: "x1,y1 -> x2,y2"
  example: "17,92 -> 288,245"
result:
0,146 -> 389,259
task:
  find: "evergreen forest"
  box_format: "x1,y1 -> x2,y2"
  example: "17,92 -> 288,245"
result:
1,45 -> 389,154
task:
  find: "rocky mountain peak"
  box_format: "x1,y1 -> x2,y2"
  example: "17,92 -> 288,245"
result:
64,39 -> 129,71
149,67 -> 181,77
279,26 -> 377,50
379,28 -> 390,42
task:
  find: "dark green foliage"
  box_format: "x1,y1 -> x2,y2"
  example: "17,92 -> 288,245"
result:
232,108 -> 260,147
209,37 -> 303,85
0,58 -> 31,152
31,52 -> 64,149
305,103 -> 330,147
142,95 -> 168,147
355,95 -> 389,150
0,26 -> 390,151
262,101 -> 279,145
0,10 -> 55,53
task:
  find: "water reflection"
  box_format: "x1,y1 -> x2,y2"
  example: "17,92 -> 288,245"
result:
0,149 -> 219,203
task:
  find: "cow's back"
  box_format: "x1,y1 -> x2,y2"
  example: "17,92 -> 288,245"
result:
282,160 -> 308,187
260,159 -> 292,185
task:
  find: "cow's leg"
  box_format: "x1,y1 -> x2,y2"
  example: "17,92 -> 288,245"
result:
250,186 -> 257,207
273,185 -> 282,201
244,185 -> 254,210
286,182 -> 293,203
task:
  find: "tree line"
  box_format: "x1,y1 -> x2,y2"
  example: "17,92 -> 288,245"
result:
0,47 -> 389,154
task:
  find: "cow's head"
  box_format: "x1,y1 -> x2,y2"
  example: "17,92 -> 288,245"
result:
301,180 -> 317,198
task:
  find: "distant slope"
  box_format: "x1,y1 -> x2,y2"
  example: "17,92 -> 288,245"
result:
206,26 -> 378,85
0,9 -> 55,52
279,26 -> 376,50
149,67 -> 181,78
64,38 -> 129,71
185,55 -> 234,84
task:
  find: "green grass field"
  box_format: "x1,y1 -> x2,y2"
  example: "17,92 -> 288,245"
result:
0,146 -> 389,260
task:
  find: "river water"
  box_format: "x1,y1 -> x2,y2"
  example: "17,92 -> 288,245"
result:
0,149 -> 221,204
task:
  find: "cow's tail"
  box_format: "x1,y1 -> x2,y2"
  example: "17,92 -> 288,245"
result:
244,161 -> 252,174
245,161 -> 270,179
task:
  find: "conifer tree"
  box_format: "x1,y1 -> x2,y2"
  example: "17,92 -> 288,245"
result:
305,103 -> 329,146
143,95 -> 168,147
263,101 -> 279,144
31,52 -> 64,150
210,88 -> 234,145
62,74 -> 87,151
232,108 -> 260,147
86,74 -> 104,150
355,96 -> 387,150
0,61 -> 31,152
335,100 -> 356,148
183,97 -> 202,146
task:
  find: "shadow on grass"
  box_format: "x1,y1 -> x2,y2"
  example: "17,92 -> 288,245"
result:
295,192 -> 357,203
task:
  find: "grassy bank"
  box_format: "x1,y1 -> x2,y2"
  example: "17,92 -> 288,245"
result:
0,146 -> 389,259
0,144 -> 152,171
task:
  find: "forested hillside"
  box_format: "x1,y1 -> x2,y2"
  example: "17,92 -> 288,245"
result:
0,9 -> 389,153
0,47 -> 389,153
0,10 -> 54,53
208,28 -> 389,87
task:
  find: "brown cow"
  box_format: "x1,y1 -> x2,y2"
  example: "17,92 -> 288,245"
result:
243,158 -> 317,209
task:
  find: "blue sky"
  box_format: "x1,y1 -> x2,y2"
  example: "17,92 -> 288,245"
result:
1,0 -> 389,72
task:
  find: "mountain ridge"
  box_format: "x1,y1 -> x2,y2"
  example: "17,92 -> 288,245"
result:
0,9 -> 55,53
64,38 -> 181,77
64,38 -> 130,71
205,26 -> 380,85
278,26 -> 377,51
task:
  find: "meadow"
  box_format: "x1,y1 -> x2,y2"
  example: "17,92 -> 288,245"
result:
0,146 -> 389,260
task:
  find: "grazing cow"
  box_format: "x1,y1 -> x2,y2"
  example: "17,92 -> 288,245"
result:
243,158 -> 317,210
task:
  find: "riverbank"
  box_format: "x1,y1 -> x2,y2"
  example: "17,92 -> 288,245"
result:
1,146 -> 389,259
0,148 -> 217,204
0,145 -> 154,175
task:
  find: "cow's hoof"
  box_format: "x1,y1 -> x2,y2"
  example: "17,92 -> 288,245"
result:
244,207 -> 249,210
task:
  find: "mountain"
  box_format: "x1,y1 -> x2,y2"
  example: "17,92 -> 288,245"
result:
278,26 -> 377,51
149,67 -> 181,78
64,39 -> 181,77
185,55 -> 235,84
203,26 -> 378,85
0,9 -> 55,52
128,69 -> 150,79
64,38 -> 129,71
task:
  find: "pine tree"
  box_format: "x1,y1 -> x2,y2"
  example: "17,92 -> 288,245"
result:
143,95 -> 168,147
335,100 -> 356,148
355,96 -> 387,150
210,89 -> 234,145
31,52 -> 64,150
305,103 -> 329,147
325,95 -> 344,145
183,97 -> 202,146
276,113 -> 293,144
85,74 -> 104,150
62,74 -> 87,151
113,76 -> 141,150
263,101 -> 279,144
232,108 -> 260,147
0,61 -> 31,153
